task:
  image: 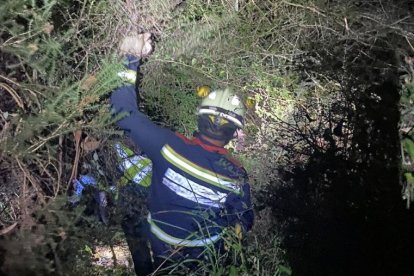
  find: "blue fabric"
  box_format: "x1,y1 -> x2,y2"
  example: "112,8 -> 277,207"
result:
124,54 -> 140,71
69,175 -> 98,205
110,57 -> 254,258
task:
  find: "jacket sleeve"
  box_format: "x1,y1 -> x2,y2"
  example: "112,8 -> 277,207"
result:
223,180 -> 254,232
110,55 -> 174,160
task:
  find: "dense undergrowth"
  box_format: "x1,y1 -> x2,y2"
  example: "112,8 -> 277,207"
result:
1,0 -> 414,275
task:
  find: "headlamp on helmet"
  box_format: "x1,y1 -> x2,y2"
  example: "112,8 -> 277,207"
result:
196,87 -> 246,143
197,88 -> 245,128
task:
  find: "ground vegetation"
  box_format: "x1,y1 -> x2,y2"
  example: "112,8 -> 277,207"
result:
1,0 -> 414,275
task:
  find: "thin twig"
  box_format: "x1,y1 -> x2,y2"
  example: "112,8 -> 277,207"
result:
0,222 -> 18,236
405,36 -> 414,53
57,135 -> 64,196
0,83 -> 24,109
0,74 -> 20,86
28,121 -> 69,153
150,246 -> 184,276
282,1 -> 326,17
15,157 -> 46,205
69,129 -> 82,184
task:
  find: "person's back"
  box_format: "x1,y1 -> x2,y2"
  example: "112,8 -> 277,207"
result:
145,131 -> 252,260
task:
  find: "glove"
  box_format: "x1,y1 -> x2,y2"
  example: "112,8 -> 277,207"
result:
119,33 -> 152,58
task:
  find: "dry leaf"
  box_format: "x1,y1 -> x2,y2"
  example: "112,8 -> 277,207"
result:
81,75 -> 97,90
74,129 -> 82,143
27,43 -> 39,54
42,23 -> 54,35
69,129 -> 82,183
82,136 -> 101,153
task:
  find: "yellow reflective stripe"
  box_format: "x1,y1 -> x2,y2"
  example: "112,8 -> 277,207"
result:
118,143 -> 135,157
165,145 -> 235,182
124,158 -> 151,179
147,214 -> 220,247
161,145 -> 240,194
115,143 -> 135,167
117,70 -> 137,84
138,173 -> 152,187
115,143 -> 152,187
118,159 -> 152,187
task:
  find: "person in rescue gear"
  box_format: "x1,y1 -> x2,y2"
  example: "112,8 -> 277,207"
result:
111,33 -> 254,274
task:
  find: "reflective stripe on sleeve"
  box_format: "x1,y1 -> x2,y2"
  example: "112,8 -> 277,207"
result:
147,213 -> 221,247
115,143 -> 152,187
117,70 -> 137,84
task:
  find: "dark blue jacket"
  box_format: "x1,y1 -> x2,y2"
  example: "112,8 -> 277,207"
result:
110,56 -> 253,254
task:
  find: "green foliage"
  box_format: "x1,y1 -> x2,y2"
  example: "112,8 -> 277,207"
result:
0,0 -> 129,158
2,0 -> 413,274
140,0 -> 314,134
0,0 -> 133,273
155,225 -> 289,276
2,60 -> 124,158
1,196 -> 86,274
401,80 -> 414,207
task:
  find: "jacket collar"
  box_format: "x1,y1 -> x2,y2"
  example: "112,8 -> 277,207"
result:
175,133 -> 228,155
